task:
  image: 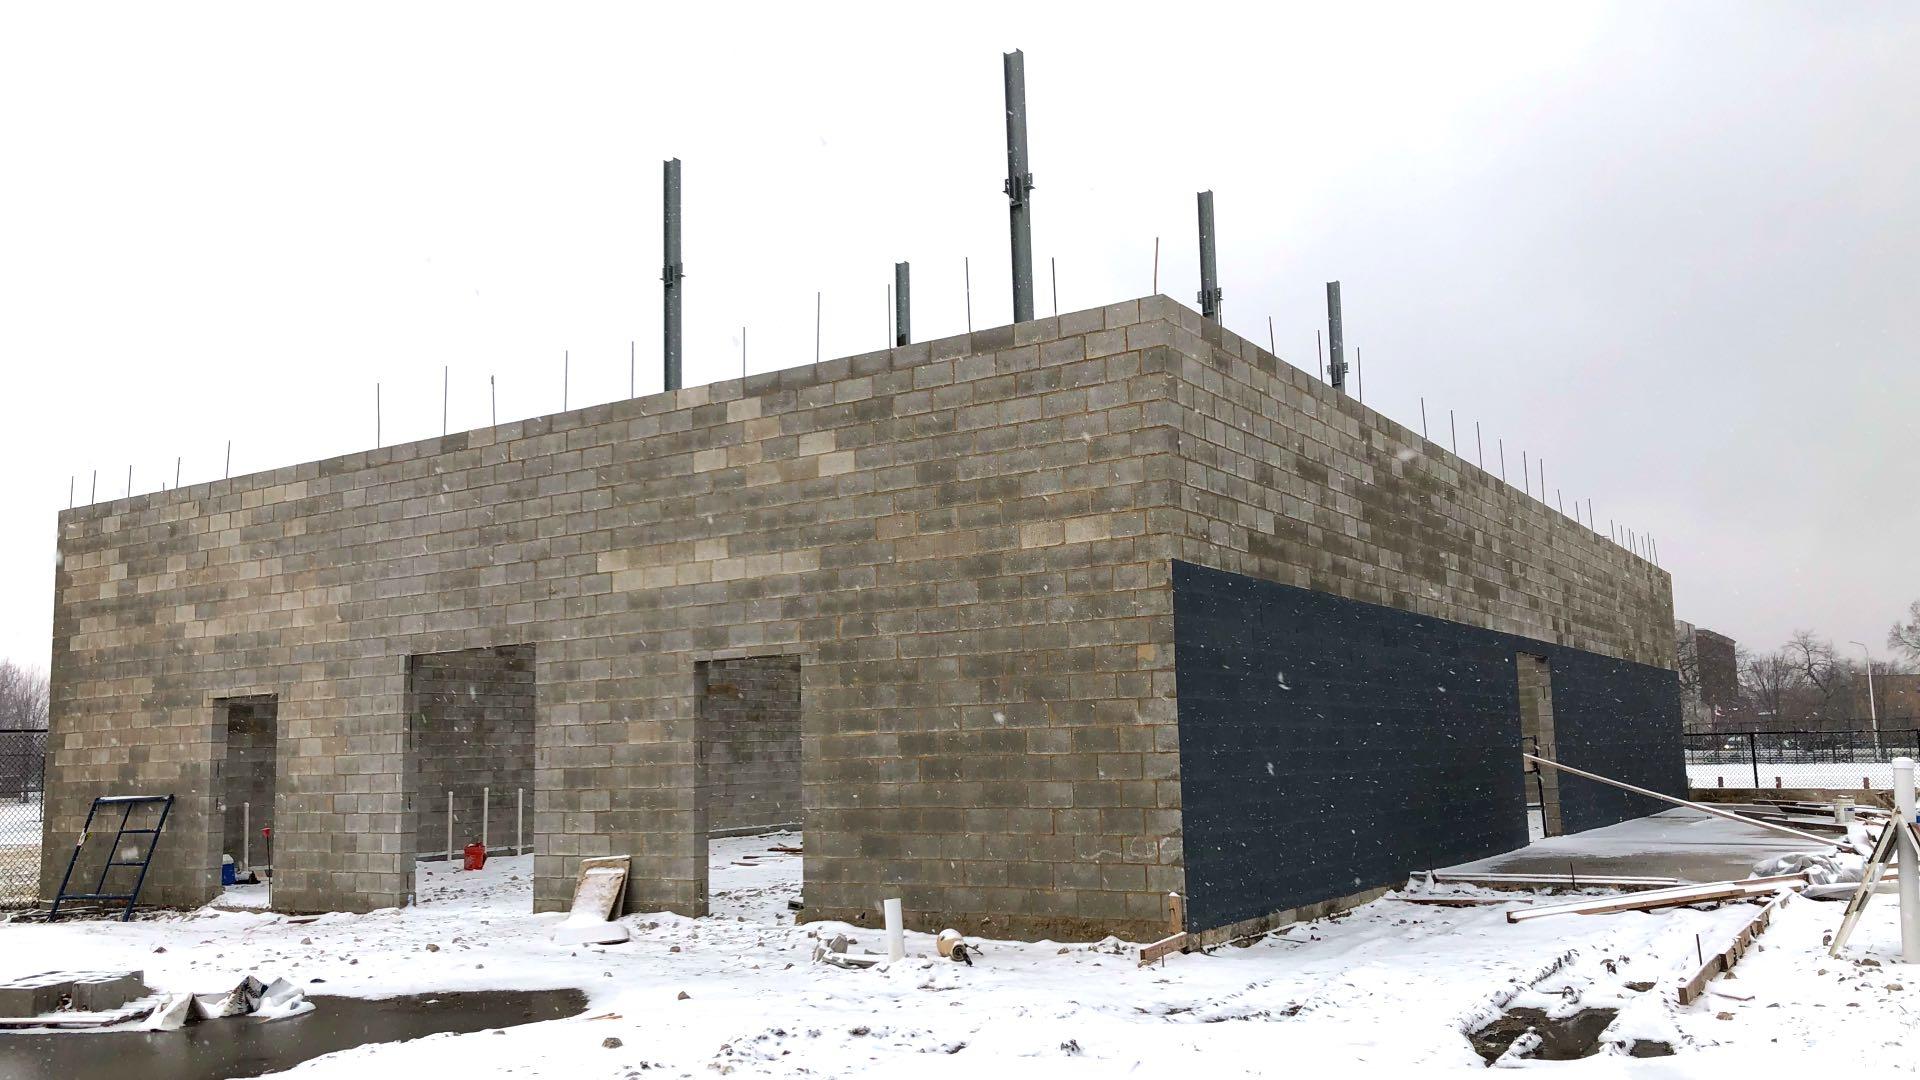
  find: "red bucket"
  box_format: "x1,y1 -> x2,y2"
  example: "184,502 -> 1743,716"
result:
463,842 -> 487,871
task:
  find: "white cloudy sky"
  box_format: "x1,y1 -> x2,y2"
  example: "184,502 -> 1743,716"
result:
2,3 -> 1916,674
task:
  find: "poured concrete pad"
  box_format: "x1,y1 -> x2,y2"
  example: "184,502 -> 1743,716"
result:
0,990 -> 586,1080
1444,807 -> 1831,883
0,971 -> 146,1019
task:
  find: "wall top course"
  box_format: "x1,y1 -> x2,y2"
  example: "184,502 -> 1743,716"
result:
60,298 -> 1174,535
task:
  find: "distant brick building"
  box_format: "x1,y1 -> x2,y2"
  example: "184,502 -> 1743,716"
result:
1675,621 -> 1740,730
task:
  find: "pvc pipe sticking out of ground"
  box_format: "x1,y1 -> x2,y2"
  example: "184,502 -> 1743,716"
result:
883,898 -> 905,962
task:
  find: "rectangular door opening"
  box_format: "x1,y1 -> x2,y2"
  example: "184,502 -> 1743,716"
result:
406,644 -> 536,910
1516,654 -> 1562,840
217,695 -> 277,907
696,655 -> 802,923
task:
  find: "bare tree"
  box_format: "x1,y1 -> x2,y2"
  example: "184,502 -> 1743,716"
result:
1739,646 -> 1804,728
1891,600 -> 1920,663
0,661 -> 47,800
1783,631 -> 1849,726
0,661 -> 48,728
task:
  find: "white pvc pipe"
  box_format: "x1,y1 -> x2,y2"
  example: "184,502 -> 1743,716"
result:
1894,757 -> 1918,963
242,802 -> 250,869
482,786 -> 490,853
446,790 -> 454,865
517,788 -> 524,856
883,898 -> 905,962
1523,753 -> 1834,847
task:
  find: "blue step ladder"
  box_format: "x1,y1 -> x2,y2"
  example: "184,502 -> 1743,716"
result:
49,794 -> 175,921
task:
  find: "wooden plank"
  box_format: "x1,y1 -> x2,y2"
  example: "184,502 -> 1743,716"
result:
1136,932 -> 1189,966
1677,890 -> 1792,1004
1506,874 -> 1809,923
1827,822 -> 1901,956
1390,896 -> 1533,908
1429,872 -> 1682,891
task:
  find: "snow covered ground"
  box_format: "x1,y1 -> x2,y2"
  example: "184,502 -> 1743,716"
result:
2,816 -> 1916,1075
1688,761 -> 1896,790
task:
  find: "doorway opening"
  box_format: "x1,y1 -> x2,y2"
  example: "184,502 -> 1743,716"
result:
1516,654 -> 1562,840
405,644 -> 536,909
695,655 -> 802,922
216,695 -> 277,907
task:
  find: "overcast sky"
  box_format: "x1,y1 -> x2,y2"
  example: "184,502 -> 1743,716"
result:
2,3 -> 1916,675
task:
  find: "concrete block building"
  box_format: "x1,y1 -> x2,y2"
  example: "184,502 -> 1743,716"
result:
43,296 -> 1682,941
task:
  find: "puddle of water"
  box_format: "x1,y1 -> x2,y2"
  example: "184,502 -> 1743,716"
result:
0,988 -> 587,1080
1470,1007 -> 1618,1063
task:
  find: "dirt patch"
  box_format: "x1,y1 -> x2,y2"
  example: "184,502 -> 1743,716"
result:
1470,1007 -> 1619,1063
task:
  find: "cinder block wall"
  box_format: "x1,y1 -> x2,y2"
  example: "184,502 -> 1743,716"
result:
45,299 -> 1185,934
44,295 -> 1676,936
1152,304 -> 1673,667
698,656 -> 802,834
219,700 -> 277,864
409,645 -> 535,856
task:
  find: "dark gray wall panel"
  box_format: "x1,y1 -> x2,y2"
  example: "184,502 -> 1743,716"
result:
1172,561 -> 1683,933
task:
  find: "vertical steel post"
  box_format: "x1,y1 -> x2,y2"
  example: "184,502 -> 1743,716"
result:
482,786 -> 489,853
446,790 -> 454,866
662,158 -> 684,392
1196,190 -> 1222,321
1003,50 -> 1035,323
517,788 -> 525,856
1894,757 -> 1919,962
243,802 -> 250,870
1749,731 -> 1760,789
894,262 -> 911,346
1326,281 -> 1347,391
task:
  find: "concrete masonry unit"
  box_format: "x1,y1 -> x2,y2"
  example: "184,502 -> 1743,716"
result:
43,295 -> 1679,941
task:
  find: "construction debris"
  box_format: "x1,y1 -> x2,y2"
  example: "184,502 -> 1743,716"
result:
1828,821 -> 1920,957
192,975 -> 311,1021
1389,896 -> 1534,908
936,928 -> 974,965
1677,890 -> 1793,1005
1753,850 -> 1868,899
0,971 -> 308,1031
551,856 -> 632,946
1505,874 -> 1809,923
1422,871 -> 1682,893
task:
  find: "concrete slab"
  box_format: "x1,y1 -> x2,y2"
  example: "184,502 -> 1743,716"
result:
1443,807 -> 1832,883
0,970 -> 148,1019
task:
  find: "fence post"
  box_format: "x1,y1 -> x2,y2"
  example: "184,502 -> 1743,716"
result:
1748,731 -> 1760,789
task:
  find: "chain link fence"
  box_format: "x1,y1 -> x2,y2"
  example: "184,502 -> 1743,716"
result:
1685,728 -> 1920,791
0,727 -> 48,907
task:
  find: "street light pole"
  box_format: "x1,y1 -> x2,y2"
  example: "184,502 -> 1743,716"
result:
1851,640 -> 1882,758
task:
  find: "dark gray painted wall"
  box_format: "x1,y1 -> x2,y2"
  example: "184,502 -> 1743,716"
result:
1171,561 -> 1684,933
